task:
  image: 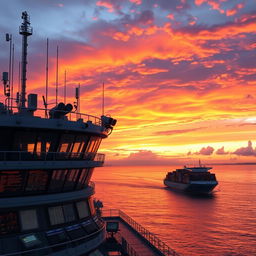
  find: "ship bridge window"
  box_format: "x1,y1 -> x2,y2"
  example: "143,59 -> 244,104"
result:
58,134 -> 75,153
76,201 -> 90,219
92,138 -> 102,154
48,204 -> 77,226
84,137 -> 102,160
71,135 -> 86,154
63,204 -> 76,223
86,137 -> 97,153
63,169 -> 80,191
84,168 -> 93,186
48,206 -> 65,225
13,131 -> 36,152
35,132 -> 58,153
0,212 -> 19,235
20,209 -> 38,231
48,170 -> 68,192
25,170 -> 49,192
0,170 -> 26,195
76,168 -> 90,189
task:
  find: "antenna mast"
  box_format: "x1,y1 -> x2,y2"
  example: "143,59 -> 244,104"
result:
55,45 -> 59,105
45,38 -> 49,110
64,70 -> 66,104
11,43 -> 14,110
19,11 -> 33,110
102,82 -> 104,116
6,33 -> 12,110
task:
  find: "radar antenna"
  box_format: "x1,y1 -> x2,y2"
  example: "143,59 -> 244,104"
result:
19,11 -> 33,110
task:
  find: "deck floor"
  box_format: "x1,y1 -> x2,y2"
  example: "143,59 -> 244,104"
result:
104,217 -> 162,256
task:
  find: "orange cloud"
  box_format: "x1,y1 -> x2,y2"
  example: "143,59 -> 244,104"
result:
3,1 -> 255,164
96,1 -> 114,12
226,3 -> 244,17
129,0 -> 142,5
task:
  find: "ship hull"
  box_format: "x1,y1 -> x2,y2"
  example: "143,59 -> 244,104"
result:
164,180 -> 218,195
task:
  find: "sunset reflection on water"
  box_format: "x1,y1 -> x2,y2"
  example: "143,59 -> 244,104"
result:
93,165 -> 256,256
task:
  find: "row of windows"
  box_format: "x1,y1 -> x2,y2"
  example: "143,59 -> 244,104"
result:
0,198 -> 98,236
0,128 -> 102,155
0,168 -> 94,196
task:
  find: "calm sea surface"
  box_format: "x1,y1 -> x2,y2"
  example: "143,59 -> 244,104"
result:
92,165 -> 256,256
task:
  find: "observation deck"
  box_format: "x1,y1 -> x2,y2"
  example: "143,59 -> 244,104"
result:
101,209 -> 180,256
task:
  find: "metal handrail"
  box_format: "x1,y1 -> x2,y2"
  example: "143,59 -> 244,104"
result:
1,224 -> 105,256
7,105 -> 102,126
102,209 -> 180,256
0,151 -> 105,162
116,233 -> 140,256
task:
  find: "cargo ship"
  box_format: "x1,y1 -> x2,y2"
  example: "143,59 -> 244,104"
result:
0,12 -> 180,256
164,164 -> 218,195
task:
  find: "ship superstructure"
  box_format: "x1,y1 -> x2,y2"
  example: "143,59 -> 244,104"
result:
0,12 -> 116,255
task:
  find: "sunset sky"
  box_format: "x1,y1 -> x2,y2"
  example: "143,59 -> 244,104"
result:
0,0 -> 256,165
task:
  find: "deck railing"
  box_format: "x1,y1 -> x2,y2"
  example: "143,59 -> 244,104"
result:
117,234 -> 140,256
7,106 -> 102,126
102,209 -> 180,256
0,151 -> 105,162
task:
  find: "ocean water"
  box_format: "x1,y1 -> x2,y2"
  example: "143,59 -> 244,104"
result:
92,165 -> 256,256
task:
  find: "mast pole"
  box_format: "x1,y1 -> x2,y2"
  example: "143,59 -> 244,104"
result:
55,45 -> 59,105
78,83 -> 80,114
19,11 -> 33,110
8,34 -> 12,110
46,38 -> 49,111
64,70 -> 66,104
11,43 -> 14,111
102,82 -> 104,116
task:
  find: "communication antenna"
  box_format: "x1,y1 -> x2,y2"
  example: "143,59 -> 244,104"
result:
102,82 -> 105,116
6,33 -> 12,109
55,45 -> 59,105
42,95 -> 48,118
19,11 -> 33,110
11,43 -> 14,110
64,70 -> 67,104
2,72 -> 10,98
75,84 -> 80,113
18,61 -> 21,101
45,38 -> 49,111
